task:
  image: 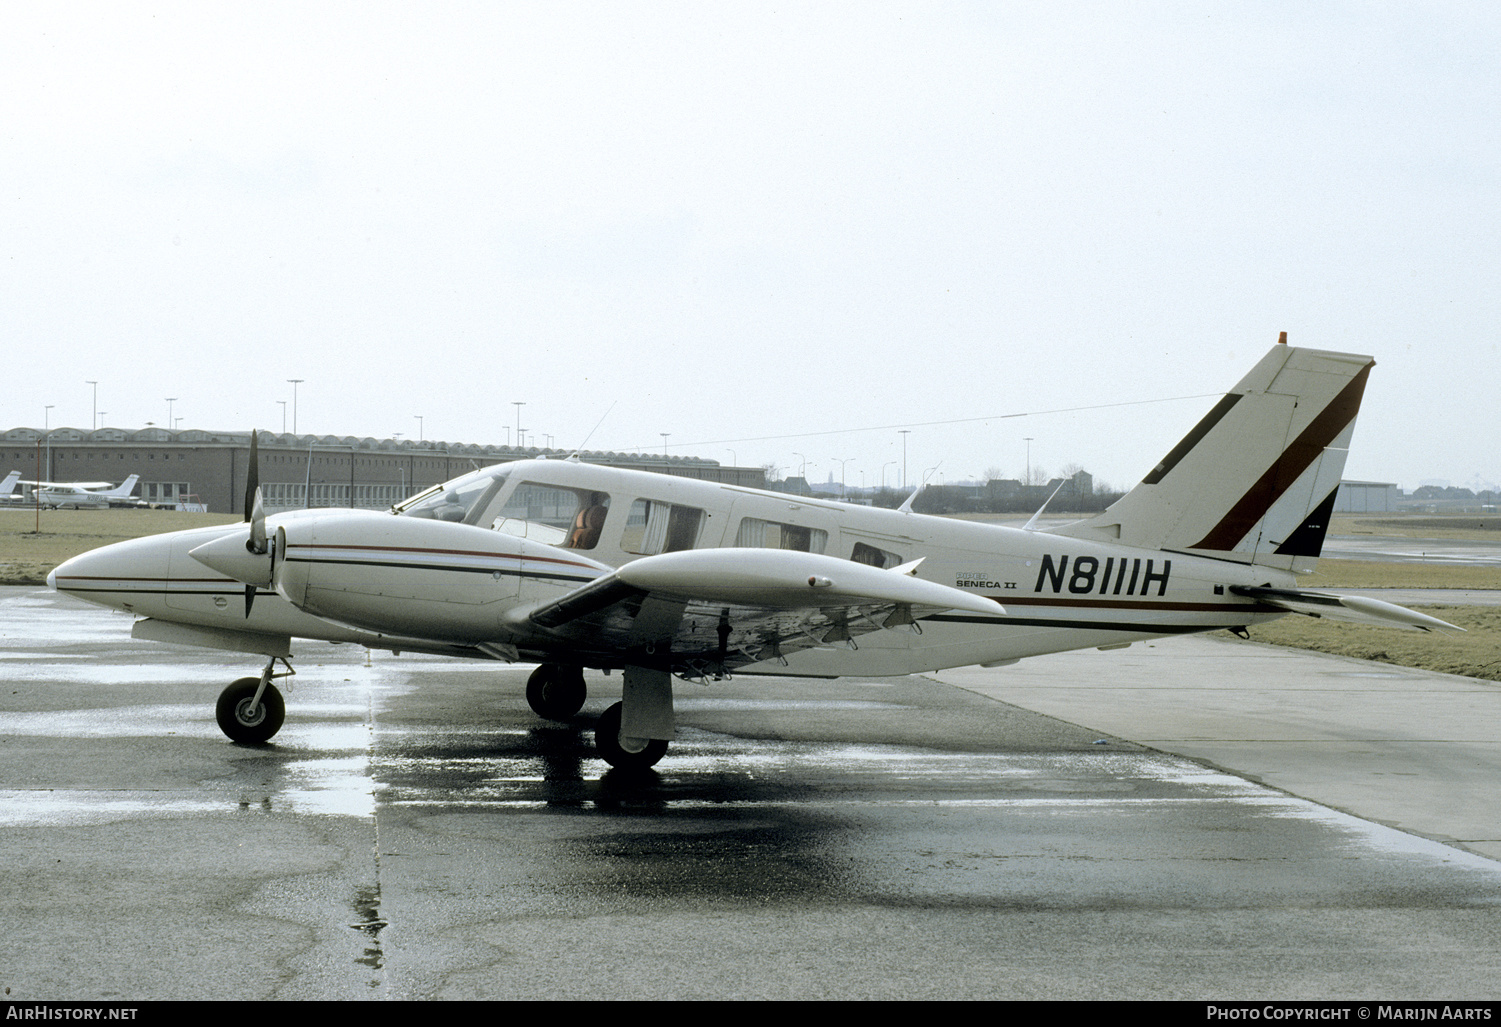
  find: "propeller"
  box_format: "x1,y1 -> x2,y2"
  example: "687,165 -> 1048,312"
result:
242,430 -> 268,616
187,428 -> 280,614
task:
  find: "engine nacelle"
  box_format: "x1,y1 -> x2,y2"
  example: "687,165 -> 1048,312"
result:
272,512 -> 610,643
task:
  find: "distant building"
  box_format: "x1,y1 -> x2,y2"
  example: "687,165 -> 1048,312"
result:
2,427 -> 763,514
1334,480 -> 1399,513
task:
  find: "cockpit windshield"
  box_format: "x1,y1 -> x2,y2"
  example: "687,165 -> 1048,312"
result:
393,467 -> 511,525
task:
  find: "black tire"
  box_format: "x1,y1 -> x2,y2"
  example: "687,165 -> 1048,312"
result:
216,677 -> 285,744
526,664 -> 587,721
594,701 -> 668,770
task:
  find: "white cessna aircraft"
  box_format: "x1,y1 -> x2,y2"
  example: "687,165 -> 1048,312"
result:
25,473 -> 141,509
49,341 -> 1456,769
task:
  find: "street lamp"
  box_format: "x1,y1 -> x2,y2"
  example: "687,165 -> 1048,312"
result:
86,381 -> 98,432
512,402 -> 525,448
287,380 -> 304,434
1024,437 -> 1034,486
415,415 -> 424,443
44,405 -> 53,478
660,433 -> 671,458
898,430 -> 911,489
830,457 -> 853,500
166,398 -> 177,430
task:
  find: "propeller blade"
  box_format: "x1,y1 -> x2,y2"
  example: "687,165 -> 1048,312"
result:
244,583 -> 256,618
244,430 -> 260,523
248,488 -> 267,554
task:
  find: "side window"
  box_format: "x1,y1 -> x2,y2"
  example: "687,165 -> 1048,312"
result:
492,483 -> 611,549
850,541 -> 903,568
734,517 -> 828,554
622,499 -> 706,555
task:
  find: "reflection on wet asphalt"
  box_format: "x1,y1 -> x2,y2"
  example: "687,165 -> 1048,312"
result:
6,587 -> 1501,999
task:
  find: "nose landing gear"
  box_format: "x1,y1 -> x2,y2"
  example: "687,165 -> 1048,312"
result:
215,657 -> 294,744
525,663 -> 588,721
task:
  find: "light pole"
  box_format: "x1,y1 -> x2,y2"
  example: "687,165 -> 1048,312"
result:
898,430 -> 911,489
830,457 -> 853,500
287,379 -> 304,434
415,415 -> 424,443
44,405 -> 53,478
86,381 -> 97,432
882,461 -> 896,489
660,433 -> 671,458
165,398 -> 177,431
513,402 -> 525,449
1024,437 -> 1034,486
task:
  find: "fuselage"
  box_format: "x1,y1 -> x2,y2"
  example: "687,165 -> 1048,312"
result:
49,458 -> 1293,676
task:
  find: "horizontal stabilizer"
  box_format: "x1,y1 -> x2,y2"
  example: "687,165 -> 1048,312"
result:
1231,586 -> 1463,633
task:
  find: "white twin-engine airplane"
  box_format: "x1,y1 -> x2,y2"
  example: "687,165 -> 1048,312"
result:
49,341 -> 1457,769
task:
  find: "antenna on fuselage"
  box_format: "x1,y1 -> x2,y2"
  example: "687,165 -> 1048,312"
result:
1022,480 -> 1067,531
567,402 -> 617,463
896,464 -> 943,514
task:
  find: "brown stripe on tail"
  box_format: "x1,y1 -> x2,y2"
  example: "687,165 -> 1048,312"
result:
1189,360 -> 1373,551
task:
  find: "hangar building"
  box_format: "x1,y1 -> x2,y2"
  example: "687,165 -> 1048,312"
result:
2,427 -> 762,514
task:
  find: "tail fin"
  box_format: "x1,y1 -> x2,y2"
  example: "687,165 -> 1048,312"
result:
1052,342 -> 1373,572
107,474 -> 141,498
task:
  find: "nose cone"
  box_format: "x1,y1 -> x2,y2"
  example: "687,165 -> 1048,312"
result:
48,537 -> 163,610
189,529 -> 271,587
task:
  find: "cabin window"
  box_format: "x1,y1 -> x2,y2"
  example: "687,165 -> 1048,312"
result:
396,467 -> 510,525
622,499 -> 705,555
850,541 -> 903,568
734,517 -> 828,554
492,482 -> 611,550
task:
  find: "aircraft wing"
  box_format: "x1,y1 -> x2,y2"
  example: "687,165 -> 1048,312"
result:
510,548 -> 1003,676
1230,586 -> 1463,633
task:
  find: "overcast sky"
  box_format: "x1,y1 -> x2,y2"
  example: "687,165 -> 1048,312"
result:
3,2 -> 1496,492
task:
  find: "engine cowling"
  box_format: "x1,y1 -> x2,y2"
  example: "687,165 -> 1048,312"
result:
271,512 -> 610,643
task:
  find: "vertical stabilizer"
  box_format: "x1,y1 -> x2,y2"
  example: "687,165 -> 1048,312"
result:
1051,344 -> 1373,571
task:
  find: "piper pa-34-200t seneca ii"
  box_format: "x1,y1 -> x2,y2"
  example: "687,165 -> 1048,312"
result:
49,338 -> 1458,769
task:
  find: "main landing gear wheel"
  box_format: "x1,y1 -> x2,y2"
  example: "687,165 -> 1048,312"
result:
595,701 -> 669,771
526,664 -> 587,721
216,677 -> 285,744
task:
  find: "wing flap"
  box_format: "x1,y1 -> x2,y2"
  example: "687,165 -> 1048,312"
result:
510,547 -> 1002,673
613,548 -> 1002,616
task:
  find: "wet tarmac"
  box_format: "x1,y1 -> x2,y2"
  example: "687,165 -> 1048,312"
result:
5,586 -> 1501,1000
1322,533 -> 1501,566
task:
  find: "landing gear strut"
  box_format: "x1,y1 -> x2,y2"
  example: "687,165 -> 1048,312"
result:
594,666 -> 673,770
525,664 -> 587,721
215,657 -> 292,744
